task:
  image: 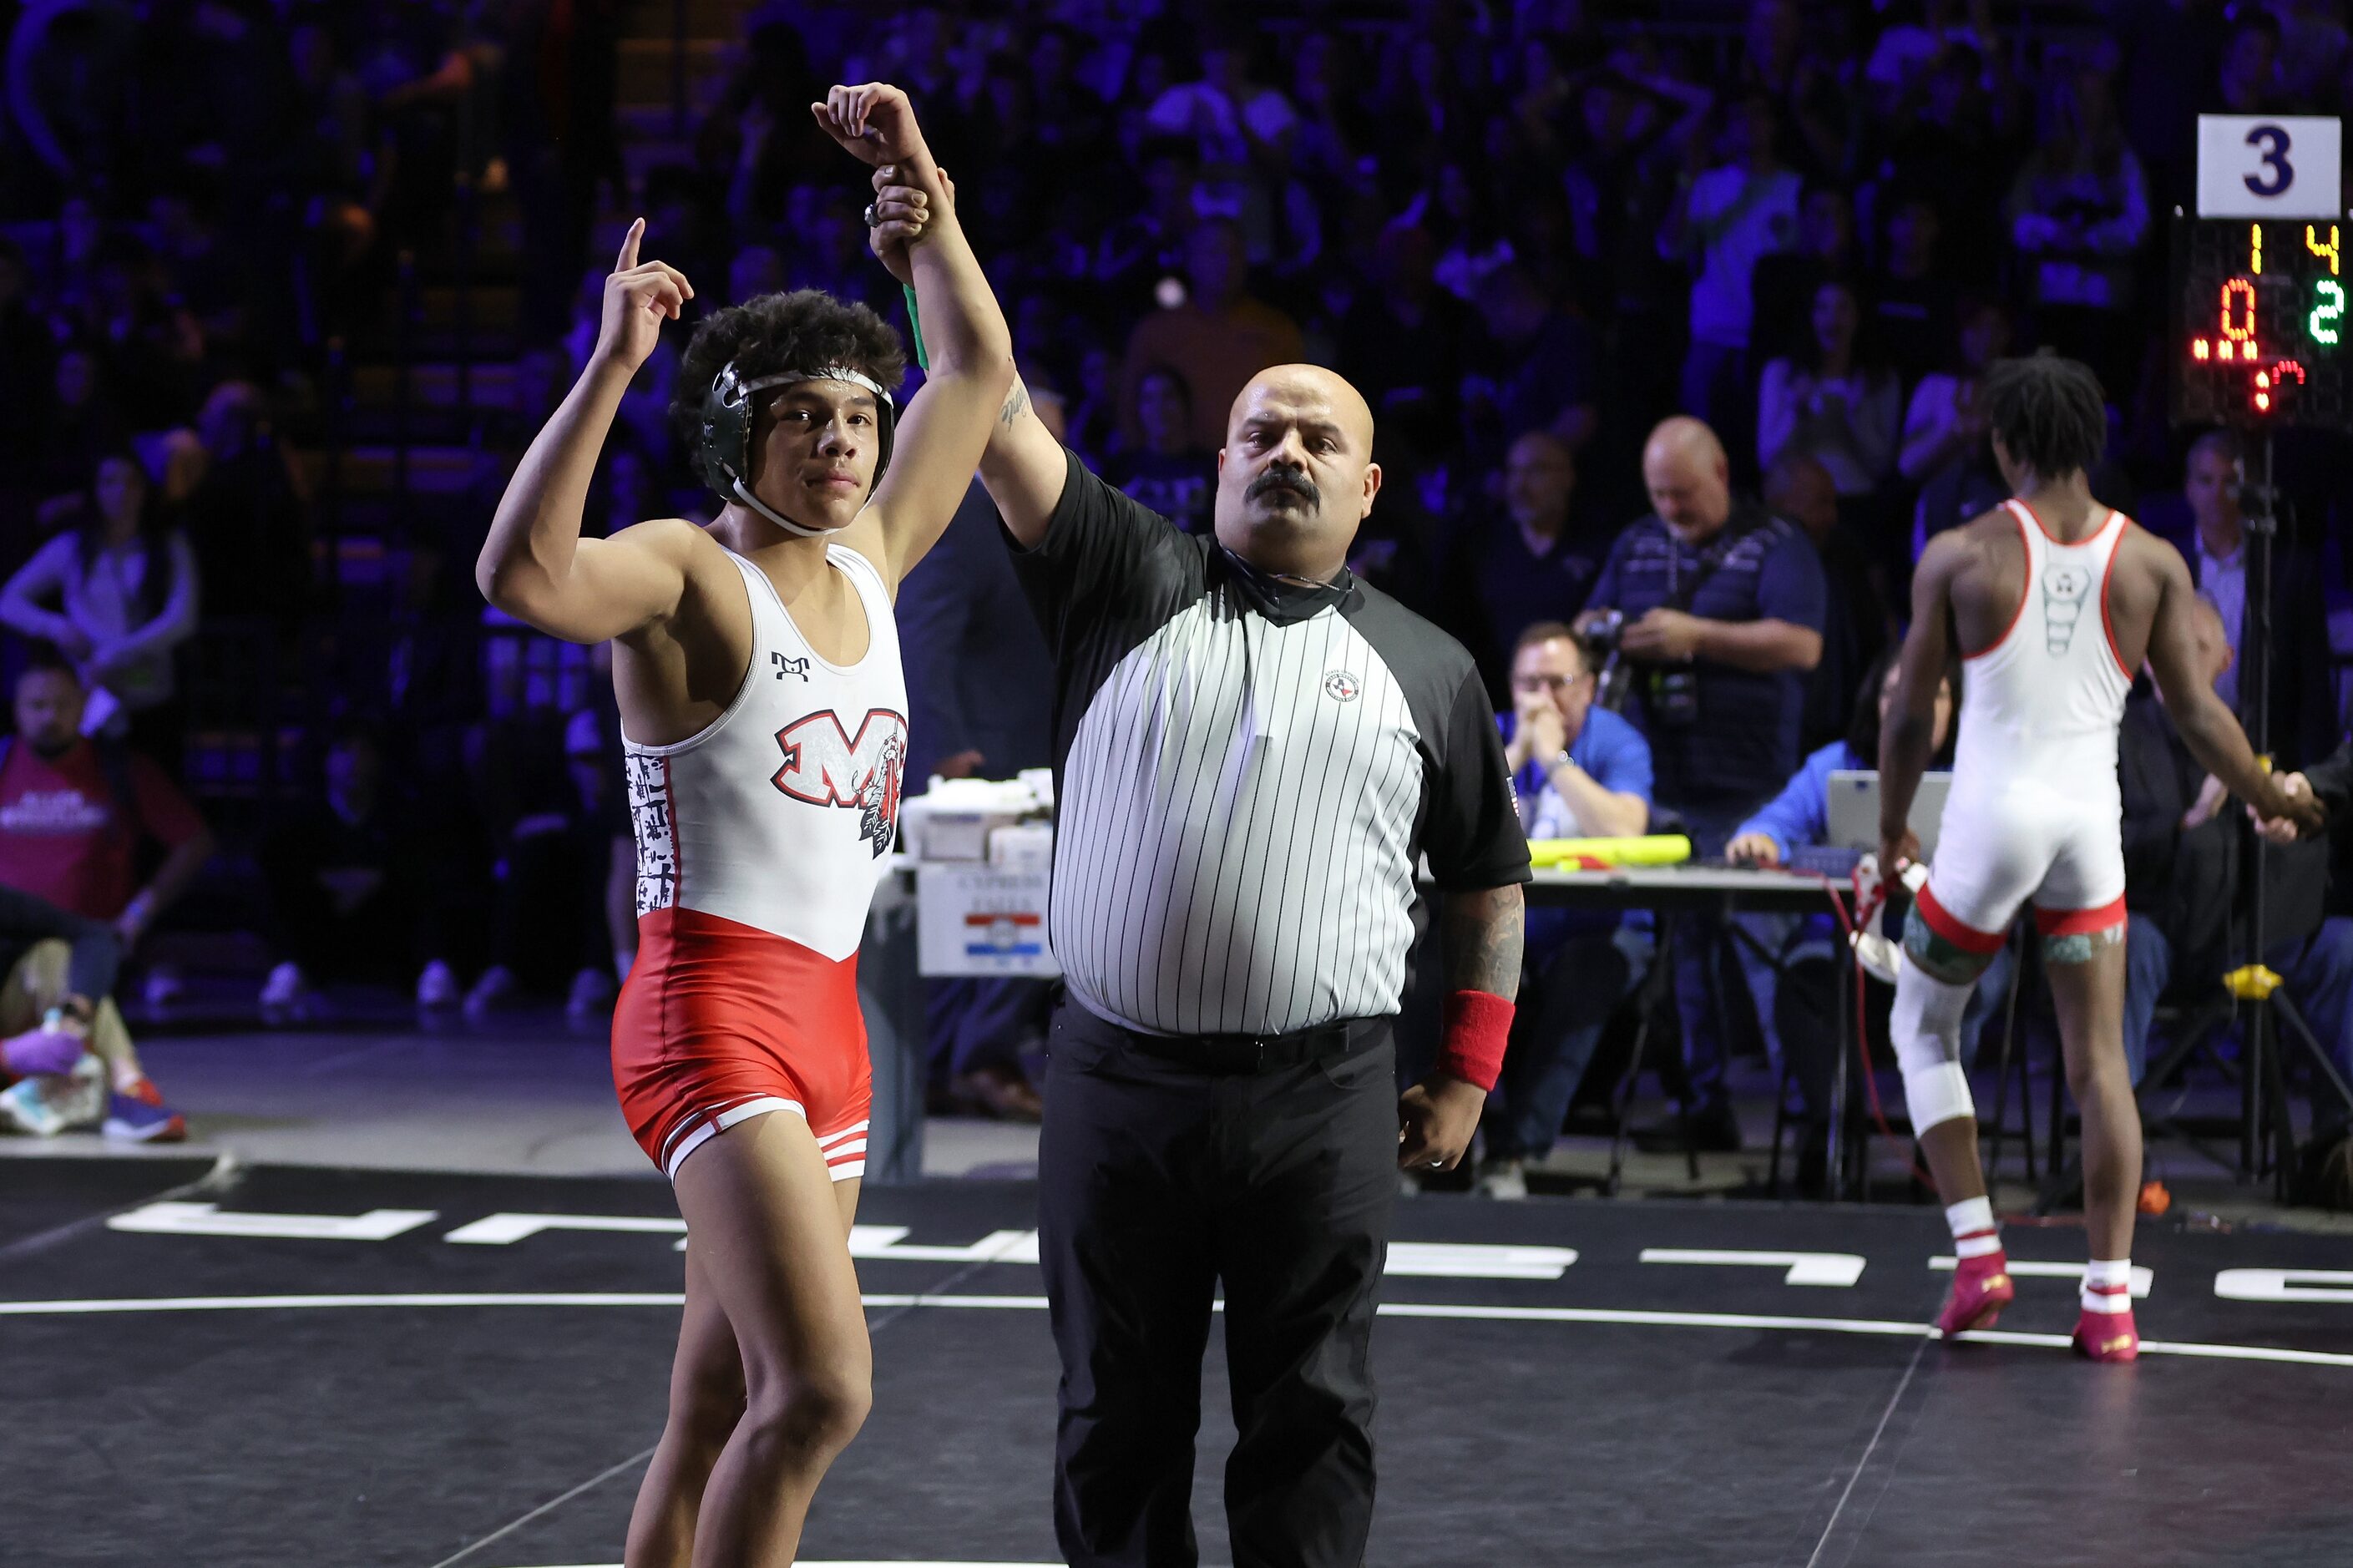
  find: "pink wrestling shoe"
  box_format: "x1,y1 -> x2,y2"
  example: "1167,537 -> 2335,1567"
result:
1934,1250 -> 2016,1337
2072,1287 -> 2139,1363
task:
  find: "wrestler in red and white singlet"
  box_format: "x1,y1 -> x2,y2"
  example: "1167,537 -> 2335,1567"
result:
613,539 -> 905,1181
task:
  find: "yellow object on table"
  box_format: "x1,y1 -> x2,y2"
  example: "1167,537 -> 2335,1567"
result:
1527,835 -> 1694,870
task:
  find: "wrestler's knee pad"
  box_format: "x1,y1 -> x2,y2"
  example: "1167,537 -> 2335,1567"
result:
1891,961 -> 1977,1134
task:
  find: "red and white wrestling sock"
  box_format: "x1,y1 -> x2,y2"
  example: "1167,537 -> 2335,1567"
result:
1935,1196 -> 2014,1336
2072,1258 -> 2139,1362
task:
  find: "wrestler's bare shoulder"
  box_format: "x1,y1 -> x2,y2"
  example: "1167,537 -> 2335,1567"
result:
1915,509 -> 2020,583
607,513 -> 726,562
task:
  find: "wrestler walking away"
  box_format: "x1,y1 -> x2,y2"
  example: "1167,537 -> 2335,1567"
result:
476,83 -> 1012,1565
1878,354 -> 2323,1362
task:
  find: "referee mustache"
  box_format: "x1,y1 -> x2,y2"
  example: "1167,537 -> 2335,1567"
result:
1247,463 -> 1319,508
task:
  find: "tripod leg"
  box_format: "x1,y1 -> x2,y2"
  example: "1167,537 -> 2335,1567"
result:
2274,990 -> 2353,1120
1606,1012 -> 1654,1198
2243,999 -> 2266,1181
2260,999 -> 2300,1197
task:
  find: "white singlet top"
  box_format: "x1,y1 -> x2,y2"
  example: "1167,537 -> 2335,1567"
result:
621,542 -> 908,963
1954,498 -> 2134,788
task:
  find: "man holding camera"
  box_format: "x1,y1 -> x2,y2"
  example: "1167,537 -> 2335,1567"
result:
1576,416 -> 1825,1150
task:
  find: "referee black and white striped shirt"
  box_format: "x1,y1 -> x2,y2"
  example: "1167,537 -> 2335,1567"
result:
1012,449 -> 1531,1038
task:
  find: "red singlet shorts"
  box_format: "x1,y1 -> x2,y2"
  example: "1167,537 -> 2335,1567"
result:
612,906 -> 873,1180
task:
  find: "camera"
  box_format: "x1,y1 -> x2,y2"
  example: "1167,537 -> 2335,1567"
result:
1647,667 -> 1700,728
1583,608 -> 1697,726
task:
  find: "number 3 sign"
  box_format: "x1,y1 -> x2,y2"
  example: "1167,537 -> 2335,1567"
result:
2198,115 -> 2342,219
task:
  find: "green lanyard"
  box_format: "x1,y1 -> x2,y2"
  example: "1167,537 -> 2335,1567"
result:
902,283 -> 929,372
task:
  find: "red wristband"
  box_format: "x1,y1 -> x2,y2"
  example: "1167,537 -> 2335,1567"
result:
1436,989 -> 1514,1092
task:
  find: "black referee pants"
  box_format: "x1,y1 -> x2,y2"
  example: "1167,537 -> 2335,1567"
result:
1038,999 -> 1398,1568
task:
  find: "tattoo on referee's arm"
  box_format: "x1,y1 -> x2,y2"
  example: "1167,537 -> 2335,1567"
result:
1441,884 -> 1525,999
998,379 -> 1030,428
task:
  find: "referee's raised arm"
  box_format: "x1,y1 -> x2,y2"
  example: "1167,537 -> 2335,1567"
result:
977,373 -> 1070,549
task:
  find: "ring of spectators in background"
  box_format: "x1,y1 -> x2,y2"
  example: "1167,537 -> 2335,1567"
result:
2,0 -> 2351,1147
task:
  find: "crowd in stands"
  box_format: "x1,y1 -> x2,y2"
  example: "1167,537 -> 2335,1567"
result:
1,0 -> 2351,1166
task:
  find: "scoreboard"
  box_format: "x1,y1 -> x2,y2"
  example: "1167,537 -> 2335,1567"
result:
2171,218 -> 2351,427
2173,115 -> 2352,429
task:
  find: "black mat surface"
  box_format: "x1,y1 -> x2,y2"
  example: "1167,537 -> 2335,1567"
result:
0,1155 -> 215,1249
3,1162 -> 2346,1565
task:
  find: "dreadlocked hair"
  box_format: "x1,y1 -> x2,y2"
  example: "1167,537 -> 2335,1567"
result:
670,289 -> 908,443
1981,352 -> 2107,481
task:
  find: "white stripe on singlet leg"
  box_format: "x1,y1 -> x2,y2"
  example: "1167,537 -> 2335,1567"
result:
817,1120 -> 868,1149
661,1096 -> 807,1178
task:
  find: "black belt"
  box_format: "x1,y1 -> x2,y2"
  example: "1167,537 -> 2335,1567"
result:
1121,1018 -> 1374,1075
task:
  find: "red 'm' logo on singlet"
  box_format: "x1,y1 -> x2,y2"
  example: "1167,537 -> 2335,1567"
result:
772,709 -> 908,857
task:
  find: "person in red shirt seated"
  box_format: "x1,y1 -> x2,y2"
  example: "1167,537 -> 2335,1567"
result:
0,647 -> 213,1140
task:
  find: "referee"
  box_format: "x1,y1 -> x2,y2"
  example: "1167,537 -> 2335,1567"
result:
980,362 -> 1531,1567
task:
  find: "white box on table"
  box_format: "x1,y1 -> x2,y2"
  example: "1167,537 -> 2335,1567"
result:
916,863 -> 1060,978
988,822 -> 1054,872
901,776 -> 1042,862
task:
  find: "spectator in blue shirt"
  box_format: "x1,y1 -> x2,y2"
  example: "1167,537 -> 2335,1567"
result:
1478,620 -> 1654,1198
1576,415 -> 1826,1150
1727,647 -> 2008,1185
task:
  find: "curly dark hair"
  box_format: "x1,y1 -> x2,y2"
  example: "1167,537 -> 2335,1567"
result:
670,288 -> 908,444
1981,352 -> 2107,482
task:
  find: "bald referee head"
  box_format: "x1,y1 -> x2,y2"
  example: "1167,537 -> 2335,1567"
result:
1213,365 -> 1384,581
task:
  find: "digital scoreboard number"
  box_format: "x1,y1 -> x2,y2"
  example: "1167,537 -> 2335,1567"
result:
2171,218 -> 2352,428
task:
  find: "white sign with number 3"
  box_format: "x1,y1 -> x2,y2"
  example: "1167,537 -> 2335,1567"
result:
2198,115 -> 2343,218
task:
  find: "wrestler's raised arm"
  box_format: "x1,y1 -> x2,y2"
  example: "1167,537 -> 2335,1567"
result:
477,220 -> 708,645
867,164 -> 1065,549
811,83 -> 1015,588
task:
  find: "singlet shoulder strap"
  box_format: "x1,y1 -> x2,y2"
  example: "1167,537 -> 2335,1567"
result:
2004,497 -> 2124,554
1999,498 -> 2045,564
1963,502 -> 2037,661
826,541 -> 894,615
716,544 -> 786,622
827,544 -> 898,640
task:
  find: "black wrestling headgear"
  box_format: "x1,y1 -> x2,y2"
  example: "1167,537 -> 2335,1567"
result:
696,362 -> 897,537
